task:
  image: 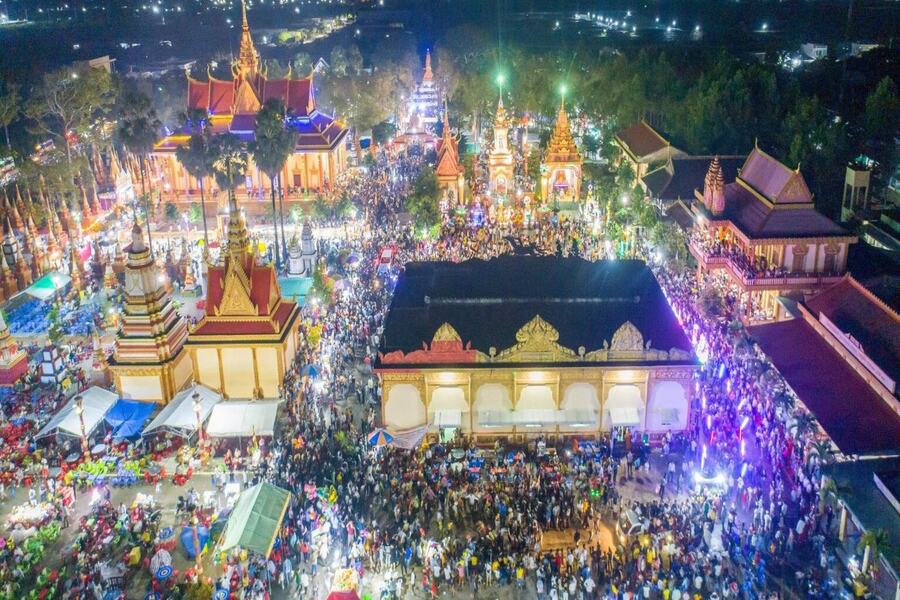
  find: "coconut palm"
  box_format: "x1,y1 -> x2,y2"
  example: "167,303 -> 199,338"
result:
176,131 -> 214,249
250,99 -> 296,270
210,133 -> 248,214
809,439 -> 834,463
116,89 -> 161,251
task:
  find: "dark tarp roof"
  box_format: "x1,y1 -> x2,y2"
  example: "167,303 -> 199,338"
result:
379,257 -> 693,363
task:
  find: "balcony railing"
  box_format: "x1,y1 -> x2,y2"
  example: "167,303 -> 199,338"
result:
689,240 -> 843,290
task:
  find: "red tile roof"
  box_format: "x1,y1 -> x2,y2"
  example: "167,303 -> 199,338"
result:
750,318 -> 900,455
806,276 -> 900,384
615,121 -> 669,159
191,300 -> 297,337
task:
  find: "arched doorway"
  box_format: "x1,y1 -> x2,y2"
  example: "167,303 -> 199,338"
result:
517,385 -> 556,431
384,384 -> 425,431
603,384 -> 643,431
646,381 -> 689,431
561,383 -> 600,431
430,386 -> 470,435
473,383 -> 512,432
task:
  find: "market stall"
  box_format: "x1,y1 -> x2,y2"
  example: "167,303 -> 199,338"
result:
217,482 -> 291,558
142,384 -> 220,439
35,386 -> 117,440
105,399 -> 156,440
204,400 -> 280,438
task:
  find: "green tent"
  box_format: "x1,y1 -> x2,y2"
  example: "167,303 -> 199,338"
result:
24,272 -> 72,301
219,483 -> 292,558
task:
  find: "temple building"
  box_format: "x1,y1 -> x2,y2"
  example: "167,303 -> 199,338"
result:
614,120 -> 686,179
689,147 -> 858,320
152,0 -> 349,199
539,100 -> 582,203
0,311 -> 27,386
407,50 -> 441,127
109,223 -> 192,403
487,98 -> 514,198
434,106 -> 465,205
375,256 -> 698,443
184,193 -> 301,399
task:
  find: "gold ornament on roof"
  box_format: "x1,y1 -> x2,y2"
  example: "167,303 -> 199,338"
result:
610,321 -> 645,351
432,322 -> 462,343
495,315 -> 577,362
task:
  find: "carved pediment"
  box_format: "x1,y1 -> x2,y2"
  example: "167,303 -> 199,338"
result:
610,321 -> 644,352
432,322 -> 461,343
217,261 -> 256,317
495,315 -> 577,363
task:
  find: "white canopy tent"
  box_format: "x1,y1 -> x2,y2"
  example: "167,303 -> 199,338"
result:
205,400 -> 280,438
35,386 -> 118,439
142,384 -> 221,438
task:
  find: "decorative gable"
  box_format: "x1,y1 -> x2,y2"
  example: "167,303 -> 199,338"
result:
233,79 -> 261,115
216,261 -> 257,316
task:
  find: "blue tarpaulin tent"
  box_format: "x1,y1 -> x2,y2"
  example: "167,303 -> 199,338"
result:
105,399 -> 156,440
180,525 -> 210,559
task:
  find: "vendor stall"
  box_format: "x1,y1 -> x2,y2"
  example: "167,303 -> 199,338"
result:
142,384 -> 220,439
35,386 -> 117,440
204,400 -> 280,438
105,399 -> 156,440
217,482 -> 291,558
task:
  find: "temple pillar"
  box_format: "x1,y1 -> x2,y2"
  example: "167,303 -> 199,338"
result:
838,503 -> 848,541
318,154 -> 325,192
328,152 -> 335,191
216,348 -> 225,396
304,155 -> 311,195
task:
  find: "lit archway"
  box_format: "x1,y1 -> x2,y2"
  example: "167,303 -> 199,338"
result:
384,384 -> 426,431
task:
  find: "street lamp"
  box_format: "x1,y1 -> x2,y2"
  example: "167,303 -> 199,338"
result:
74,395 -> 90,461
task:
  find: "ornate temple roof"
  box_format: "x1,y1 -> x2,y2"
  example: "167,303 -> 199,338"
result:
189,192 -> 298,340
642,155 -> 744,203
694,146 -> 853,240
543,101 -> 581,165
434,105 -> 462,178
156,1 -> 346,154
377,257 -> 695,368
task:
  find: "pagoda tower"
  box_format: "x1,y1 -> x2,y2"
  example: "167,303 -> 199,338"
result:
0,310 -> 27,386
236,0 -> 259,79
540,99 -> 583,203
109,223 -> 192,403
185,190 -> 300,399
434,103 -> 465,205
487,97 -> 514,197
703,156 -> 725,216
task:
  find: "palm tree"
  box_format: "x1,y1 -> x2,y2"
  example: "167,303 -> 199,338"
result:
176,131 -> 214,250
858,529 -> 890,574
809,439 -> 834,464
116,89 -> 161,251
250,99 -> 296,270
0,83 -> 20,149
210,133 -> 248,221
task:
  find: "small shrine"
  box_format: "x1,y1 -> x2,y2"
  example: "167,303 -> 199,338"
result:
434,105 -> 466,206
540,99 -> 582,203
487,97 -> 514,198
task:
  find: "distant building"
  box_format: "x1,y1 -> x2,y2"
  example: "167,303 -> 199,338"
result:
375,256 -> 698,442
152,0 -> 348,199
800,43 -> 828,60
434,107 -> 466,205
688,145 -> 857,320
614,120 -> 686,179
407,50 -> 441,127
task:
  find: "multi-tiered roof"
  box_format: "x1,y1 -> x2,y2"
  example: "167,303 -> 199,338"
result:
544,101 -> 581,166
154,0 -> 347,154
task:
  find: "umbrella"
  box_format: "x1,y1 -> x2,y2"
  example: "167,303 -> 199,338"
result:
145,593 -> 161,600
346,253 -> 360,266
300,364 -> 319,378
214,590 -> 228,600
367,428 -> 393,447
155,565 -> 173,581
149,549 -> 172,573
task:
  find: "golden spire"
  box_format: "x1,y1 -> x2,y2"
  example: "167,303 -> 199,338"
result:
226,192 -> 252,264
545,100 -> 580,163
236,0 -> 258,78
494,95 -> 508,128
423,49 -> 433,81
